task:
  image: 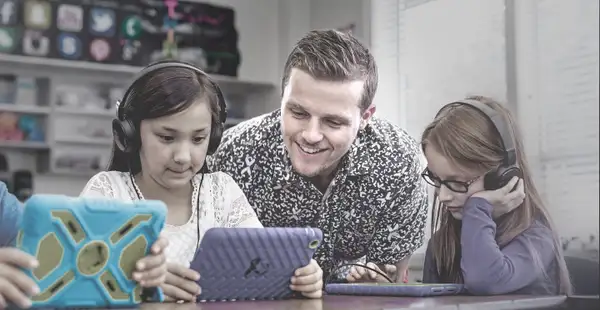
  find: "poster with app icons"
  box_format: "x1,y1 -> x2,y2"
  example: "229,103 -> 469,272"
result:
4,0 -> 243,70
89,7 -> 116,37
0,26 -> 19,54
85,0 -> 119,64
19,0 -> 65,59
89,37 -> 110,62
116,1 -> 148,66
24,0 -> 51,30
0,0 -> 19,27
57,32 -> 82,60
22,29 -> 50,57
57,3 -> 83,33
0,0 -> 19,55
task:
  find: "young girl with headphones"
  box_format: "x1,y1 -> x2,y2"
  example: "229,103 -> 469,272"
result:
79,61 -> 323,302
420,96 -> 572,295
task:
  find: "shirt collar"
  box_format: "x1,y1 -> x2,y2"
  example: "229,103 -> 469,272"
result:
345,129 -> 374,176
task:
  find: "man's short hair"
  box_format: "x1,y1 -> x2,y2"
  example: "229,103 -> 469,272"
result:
281,29 -> 378,111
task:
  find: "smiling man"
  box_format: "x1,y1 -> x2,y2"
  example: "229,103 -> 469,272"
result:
208,29 -> 428,283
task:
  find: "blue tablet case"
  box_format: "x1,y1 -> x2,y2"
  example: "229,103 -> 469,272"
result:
325,282 -> 465,297
15,194 -> 167,308
190,227 -> 323,302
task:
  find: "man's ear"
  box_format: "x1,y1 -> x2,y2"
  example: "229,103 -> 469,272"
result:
360,105 -> 376,130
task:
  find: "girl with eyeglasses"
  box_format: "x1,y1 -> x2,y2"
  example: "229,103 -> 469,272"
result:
420,96 -> 571,295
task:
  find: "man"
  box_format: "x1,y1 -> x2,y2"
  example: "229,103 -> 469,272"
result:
208,29 -> 428,283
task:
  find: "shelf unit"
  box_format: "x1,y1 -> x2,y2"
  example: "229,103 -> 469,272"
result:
0,54 -> 277,177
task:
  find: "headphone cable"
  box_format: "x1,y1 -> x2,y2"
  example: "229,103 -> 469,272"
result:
326,263 -> 394,284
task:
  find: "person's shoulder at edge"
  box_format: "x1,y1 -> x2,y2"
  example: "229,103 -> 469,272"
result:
365,116 -> 424,177
0,181 -> 23,247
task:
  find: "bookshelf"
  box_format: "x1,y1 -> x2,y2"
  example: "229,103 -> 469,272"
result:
0,54 -> 276,177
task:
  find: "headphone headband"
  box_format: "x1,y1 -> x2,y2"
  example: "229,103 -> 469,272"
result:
112,60 -> 227,156
117,60 -> 227,123
437,98 -> 516,166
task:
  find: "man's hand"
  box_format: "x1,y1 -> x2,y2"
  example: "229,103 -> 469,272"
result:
346,262 -> 397,283
290,259 -> 323,299
161,263 -> 201,303
0,248 -> 40,309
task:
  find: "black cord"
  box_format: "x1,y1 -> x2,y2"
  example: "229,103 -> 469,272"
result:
194,173 -> 204,254
129,172 -> 203,254
326,263 -> 394,284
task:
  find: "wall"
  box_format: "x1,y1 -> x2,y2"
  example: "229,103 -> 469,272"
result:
309,0 -> 370,44
512,0 -> 599,242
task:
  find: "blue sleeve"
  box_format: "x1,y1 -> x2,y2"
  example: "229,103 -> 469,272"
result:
0,182 -> 23,247
460,197 -> 556,295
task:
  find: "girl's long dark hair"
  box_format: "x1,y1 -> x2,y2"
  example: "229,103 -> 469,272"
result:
108,65 -> 220,174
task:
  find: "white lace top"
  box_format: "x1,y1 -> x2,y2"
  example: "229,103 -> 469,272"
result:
79,171 -> 263,267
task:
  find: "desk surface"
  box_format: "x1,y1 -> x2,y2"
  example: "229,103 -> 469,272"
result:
137,295 -> 567,310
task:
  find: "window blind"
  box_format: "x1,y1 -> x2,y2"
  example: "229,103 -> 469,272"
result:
516,0 -> 599,239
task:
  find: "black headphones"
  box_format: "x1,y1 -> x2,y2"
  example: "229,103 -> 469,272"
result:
437,98 -> 523,190
113,60 -> 228,155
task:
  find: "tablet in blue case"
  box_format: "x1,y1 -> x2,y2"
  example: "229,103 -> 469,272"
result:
325,282 -> 465,297
190,227 -> 323,302
15,194 -> 167,308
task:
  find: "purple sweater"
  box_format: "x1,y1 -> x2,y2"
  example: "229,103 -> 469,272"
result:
423,197 -> 560,295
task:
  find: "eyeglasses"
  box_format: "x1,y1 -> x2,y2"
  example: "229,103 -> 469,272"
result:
420,168 -> 481,193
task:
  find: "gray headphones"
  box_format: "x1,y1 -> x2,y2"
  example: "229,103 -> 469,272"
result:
436,99 -> 523,190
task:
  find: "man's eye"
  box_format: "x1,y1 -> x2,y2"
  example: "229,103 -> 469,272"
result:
326,120 -> 342,127
291,109 -> 307,117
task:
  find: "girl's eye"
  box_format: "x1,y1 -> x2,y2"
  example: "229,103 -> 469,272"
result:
157,134 -> 174,142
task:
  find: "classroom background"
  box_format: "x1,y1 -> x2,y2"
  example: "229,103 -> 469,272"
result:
0,0 -> 597,282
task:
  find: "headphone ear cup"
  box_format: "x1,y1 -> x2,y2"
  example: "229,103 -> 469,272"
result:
483,171 -> 500,191
207,122 -> 223,155
112,119 -> 137,153
496,166 -> 523,189
484,166 -> 523,190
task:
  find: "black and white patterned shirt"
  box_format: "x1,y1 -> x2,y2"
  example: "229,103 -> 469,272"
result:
208,109 -> 428,280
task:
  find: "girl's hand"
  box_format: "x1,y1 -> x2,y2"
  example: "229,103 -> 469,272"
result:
290,259 -> 323,299
161,263 -> 201,303
470,177 -> 525,218
132,237 -> 169,287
